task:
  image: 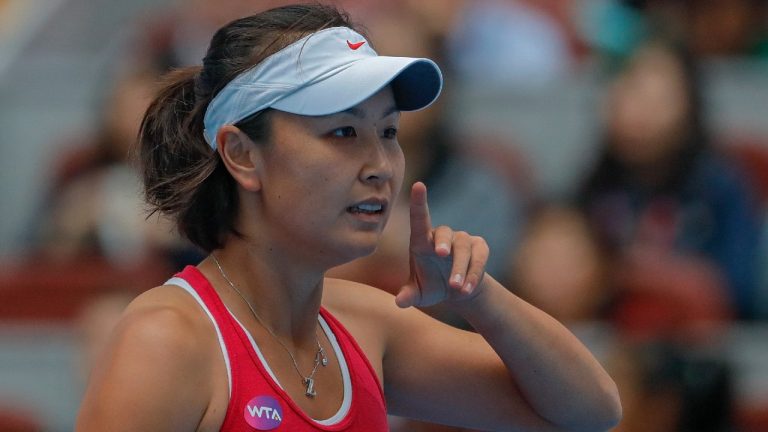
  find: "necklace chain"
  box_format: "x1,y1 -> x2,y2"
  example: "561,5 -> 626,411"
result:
211,254 -> 328,398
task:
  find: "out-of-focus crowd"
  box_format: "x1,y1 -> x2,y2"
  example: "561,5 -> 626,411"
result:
1,0 -> 768,431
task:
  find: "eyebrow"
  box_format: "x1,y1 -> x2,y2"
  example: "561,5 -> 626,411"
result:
340,105 -> 400,120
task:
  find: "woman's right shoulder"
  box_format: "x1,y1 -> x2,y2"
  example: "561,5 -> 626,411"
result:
118,283 -> 215,355
77,283 -> 218,430
126,282 -> 201,314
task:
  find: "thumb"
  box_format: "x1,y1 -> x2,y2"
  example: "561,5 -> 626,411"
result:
395,283 -> 420,308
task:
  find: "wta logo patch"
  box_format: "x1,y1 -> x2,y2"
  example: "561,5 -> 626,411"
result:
244,395 -> 283,430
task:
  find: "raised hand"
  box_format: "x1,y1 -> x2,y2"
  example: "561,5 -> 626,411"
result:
395,182 -> 490,308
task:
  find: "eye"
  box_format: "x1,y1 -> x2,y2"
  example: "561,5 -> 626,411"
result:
331,126 -> 357,138
382,127 -> 398,139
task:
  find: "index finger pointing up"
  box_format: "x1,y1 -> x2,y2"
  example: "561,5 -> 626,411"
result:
409,182 -> 433,250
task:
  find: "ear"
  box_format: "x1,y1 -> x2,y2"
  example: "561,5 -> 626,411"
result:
216,125 -> 263,192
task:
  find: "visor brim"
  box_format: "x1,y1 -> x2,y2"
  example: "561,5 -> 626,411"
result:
271,56 -> 442,116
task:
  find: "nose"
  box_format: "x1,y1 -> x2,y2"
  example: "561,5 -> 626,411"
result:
359,135 -> 395,186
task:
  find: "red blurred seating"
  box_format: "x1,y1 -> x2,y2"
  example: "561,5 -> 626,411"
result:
0,254 -> 170,322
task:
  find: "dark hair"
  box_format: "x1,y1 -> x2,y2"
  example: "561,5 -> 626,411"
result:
139,4 -> 362,252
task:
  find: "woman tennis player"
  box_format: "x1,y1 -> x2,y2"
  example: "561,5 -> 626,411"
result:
77,4 -> 621,431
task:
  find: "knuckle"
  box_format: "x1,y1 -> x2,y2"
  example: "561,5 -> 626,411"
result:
454,231 -> 470,242
455,241 -> 471,252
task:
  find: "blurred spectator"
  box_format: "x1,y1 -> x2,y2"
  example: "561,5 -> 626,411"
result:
510,205 -> 611,325
585,0 -> 768,59
445,0 -> 580,90
328,9 -> 530,323
578,39 -> 762,320
34,68 -> 199,268
610,250 -> 733,341
607,340 -> 733,432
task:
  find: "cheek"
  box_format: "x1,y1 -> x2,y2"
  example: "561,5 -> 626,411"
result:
259,154 -> 332,224
277,164 -> 346,212
393,146 -> 406,182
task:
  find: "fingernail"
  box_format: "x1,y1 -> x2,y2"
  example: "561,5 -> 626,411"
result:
452,274 -> 463,285
463,282 -> 473,295
437,243 -> 449,253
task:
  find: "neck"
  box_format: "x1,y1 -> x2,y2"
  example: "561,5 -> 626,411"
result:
205,236 -> 326,346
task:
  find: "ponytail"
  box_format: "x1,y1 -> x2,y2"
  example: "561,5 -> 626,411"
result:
139,67 -> 238,252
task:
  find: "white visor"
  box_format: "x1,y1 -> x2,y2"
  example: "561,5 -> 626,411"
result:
203,26 -> 443,149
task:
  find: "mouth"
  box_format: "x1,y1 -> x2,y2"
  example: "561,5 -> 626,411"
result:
346,198 -> 388,217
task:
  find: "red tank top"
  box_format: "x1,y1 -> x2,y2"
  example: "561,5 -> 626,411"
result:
170,266 -> 388,431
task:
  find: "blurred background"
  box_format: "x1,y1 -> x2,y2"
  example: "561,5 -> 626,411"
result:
1,0 -> 767,431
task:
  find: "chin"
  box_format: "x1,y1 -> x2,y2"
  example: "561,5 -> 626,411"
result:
327,235 -> 381,267
344,241 -> 379,261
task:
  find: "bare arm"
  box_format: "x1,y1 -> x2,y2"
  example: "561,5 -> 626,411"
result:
76,288 -> 214,431
383,183 -> 621,431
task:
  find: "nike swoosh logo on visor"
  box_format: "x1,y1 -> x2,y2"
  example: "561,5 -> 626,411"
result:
347,40 -> 366,50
